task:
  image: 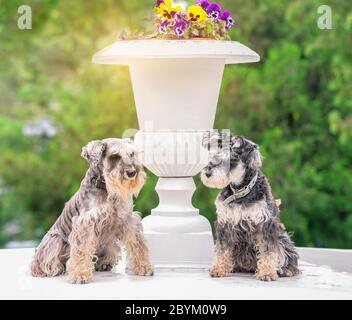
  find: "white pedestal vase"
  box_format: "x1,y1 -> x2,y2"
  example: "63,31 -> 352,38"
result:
93,40 -> 260,269
134,130 -> 214,268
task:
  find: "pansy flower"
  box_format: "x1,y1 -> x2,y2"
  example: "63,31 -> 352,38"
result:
156,0 -> 183,22
207,3 -> 222,21
196,0 -> 210,10
187,5 -> 208,23
220,10 -> 235,29
174,18 -> 187,37
153,0 -> 236,39
170,12 -> 184,27
158,20 -> 170,34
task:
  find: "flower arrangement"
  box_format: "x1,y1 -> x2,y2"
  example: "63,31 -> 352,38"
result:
153,0 -> 235,40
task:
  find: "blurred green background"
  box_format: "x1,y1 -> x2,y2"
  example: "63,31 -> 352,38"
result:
0,0 -> 351,249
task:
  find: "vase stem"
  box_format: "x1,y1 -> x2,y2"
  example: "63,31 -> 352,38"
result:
142,177 -> 214,269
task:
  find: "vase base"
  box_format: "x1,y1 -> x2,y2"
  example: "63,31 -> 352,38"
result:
143,231 -> 214,270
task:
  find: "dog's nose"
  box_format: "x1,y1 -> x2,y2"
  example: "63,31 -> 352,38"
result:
205,171 -> 212,178
126,169 -> 137,178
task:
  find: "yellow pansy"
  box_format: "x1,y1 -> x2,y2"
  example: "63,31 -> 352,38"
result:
155,0 -> 183,21
187,5 -> 208,23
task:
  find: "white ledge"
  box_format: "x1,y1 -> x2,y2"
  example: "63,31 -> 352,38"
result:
1,248 -> 352,300
92,40 -> 260,65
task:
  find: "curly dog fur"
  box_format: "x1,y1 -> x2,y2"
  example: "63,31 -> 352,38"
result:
201,133 -> 300,281
30,138 -> 153,284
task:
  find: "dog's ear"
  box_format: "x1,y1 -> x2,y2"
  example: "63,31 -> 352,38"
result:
81,140 -> 107,169
248,144 -> 263,169
231,135 -> 244,150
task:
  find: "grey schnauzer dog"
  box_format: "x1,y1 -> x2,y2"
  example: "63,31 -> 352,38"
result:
30,138 -> 153,284
201,133 -> 299,281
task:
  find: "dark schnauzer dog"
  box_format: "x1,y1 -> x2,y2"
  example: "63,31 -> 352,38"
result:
201,132 -> 299,281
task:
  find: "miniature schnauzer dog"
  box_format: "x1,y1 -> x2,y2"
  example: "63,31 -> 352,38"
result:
201,133 -> 299,281
30,138 -> 153,284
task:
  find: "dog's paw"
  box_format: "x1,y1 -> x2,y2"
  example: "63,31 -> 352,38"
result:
255,272 -> 278,282
131,264 -> 154,276
209,266 -> 228,278
68,272 -> 93,285
30,268 -> 47,278
95,263 -> 113,272
279,266 -> 300,278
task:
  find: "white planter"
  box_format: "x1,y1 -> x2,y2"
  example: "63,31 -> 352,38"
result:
130,59 -> 224,130
93,40 -> 260,269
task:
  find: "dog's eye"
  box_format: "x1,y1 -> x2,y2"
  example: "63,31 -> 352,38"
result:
233,141 -> 241,148
210,159 -> 221,167
130,152 -> 135,158
110,154 -> 121,161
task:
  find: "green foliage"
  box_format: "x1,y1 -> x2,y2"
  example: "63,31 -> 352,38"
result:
0,0 -> 351,248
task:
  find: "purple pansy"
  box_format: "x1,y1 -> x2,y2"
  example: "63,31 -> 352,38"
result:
220,10 -> 235,29
156,0 -> 164,6
196,0 -> 210,10
174,18 -> 187,37
207,3 -> 222,21
158,20 -> 169,34
170,12 -> 181,26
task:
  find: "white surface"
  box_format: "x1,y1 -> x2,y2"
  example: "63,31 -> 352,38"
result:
92,40 -> 260,65
298,247 -> 352,273
1,249 -> 352,300
130,59 -> 223,130
142,178 -> 214,267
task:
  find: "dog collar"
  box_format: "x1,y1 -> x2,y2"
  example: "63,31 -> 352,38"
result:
223,171 -> 259,205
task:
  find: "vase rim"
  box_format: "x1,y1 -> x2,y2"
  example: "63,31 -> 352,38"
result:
92,40 -> 260,66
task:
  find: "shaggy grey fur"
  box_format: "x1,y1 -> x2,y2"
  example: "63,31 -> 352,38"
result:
201,133 -> 299,280
30,138 -> 153,284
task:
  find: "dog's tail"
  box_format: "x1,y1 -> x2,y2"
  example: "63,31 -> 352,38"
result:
30,229 -> 69,277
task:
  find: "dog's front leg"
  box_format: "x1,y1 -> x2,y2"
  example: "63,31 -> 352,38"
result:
66,212 -> 99,284
255,232 -> 279,282
209,245 -> 233,278
122,212 -> 154,276
209,220 -> 233,278
95,241 -> 121,272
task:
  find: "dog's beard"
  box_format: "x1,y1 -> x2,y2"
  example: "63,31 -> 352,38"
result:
200,169 -> 230,189
124,170 -> 147,198
105,170 -> 146,200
